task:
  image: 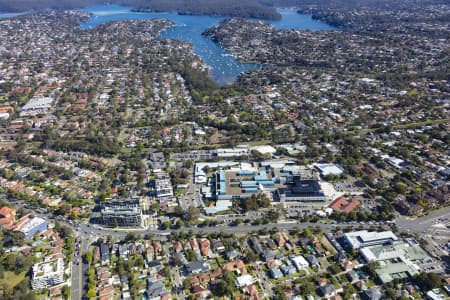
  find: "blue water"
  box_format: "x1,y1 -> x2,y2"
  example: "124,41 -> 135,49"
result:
272,8 -> 335,30
80,5 -> 335,84
0,12 -> 25,19
2,5 -> 335,84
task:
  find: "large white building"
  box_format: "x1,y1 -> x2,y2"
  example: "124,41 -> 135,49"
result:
315,163 -> 343,177
343,230 -> 398,249
14,216 -> 48,238
20,97 -> 54,117
31,254 -> 65,290
216,147 -> 249,158
359,240 -> 428,283
149,172 -> 174,203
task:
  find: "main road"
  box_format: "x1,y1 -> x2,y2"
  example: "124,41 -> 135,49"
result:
75,206 -> 450,245
70,207 -> 450,299
396,206 -> 450,237
3,194 -> 446,300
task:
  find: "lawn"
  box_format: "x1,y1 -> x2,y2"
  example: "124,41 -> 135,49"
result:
0,271 -> 27,290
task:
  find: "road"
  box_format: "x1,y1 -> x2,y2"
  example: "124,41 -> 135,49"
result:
3,195 -> 449,300
70,238 -> 83,300
61,206 -> 450,300
71,235 -> 94,300
396,206 -> 450,237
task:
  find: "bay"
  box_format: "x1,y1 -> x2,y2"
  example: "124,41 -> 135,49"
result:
2,5 -> 335,85
81,5 -> 335,85
0,12 -> 25,19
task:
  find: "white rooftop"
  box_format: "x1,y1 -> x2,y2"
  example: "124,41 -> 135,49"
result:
250,145 -> 277,155
19,217 -> 47,234
235,274 -> 255,287
344,230 -> 398,249
32,256 -> 64,279
291,255 -> 309,270
315,163 -> 343,176
21,97 -> 53,110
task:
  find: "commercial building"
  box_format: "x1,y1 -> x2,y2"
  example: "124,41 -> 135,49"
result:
342,230 -> 398,250
149,172 -> 174,203
14,216 -> 48,238
20,97 -> 54,117
277,176 -> 326,202
216,147 -> 249,158
170,149 -> 216,161
100,243 -> 110,265
100,200 -> 143,227
31,254 -> 65,290
329,196 -> 360,213
194,161 -> 238,184
214,168 -> 276,201
360,240 -> 429,283
315,163 -> 343,176
148,152 -> 166,170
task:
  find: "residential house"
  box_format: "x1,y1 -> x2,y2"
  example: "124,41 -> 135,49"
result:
320,284 -> 337,298
270,267 -> 283,279
361,288 -> 383,300
306,255 -> 319,267
100,243 -> 110,265
290,255 -> 309,271
186,261 -> 210,275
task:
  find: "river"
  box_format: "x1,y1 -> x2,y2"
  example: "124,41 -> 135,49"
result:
81,5 -> 335,85
2,5 -> 335,85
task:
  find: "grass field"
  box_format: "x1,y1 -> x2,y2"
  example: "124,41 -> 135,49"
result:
0,271 -> 27,291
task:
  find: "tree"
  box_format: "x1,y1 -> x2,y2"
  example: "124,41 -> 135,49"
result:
161,221 -> 171,230
365,261 -> 380,278
342,284 -> 356,299
413,272 -> 443,291
273,285 -> 288,300
244,248 -> 258,263
301,281 -> 316,296
86,288 -> 96,299
62,285 -> 71,300
63,190 -> 78,202
86,248 -> 93,266
125,232 -> 137,242
185,207 -> 200,223
303,227 -> 313,238
211,270 -> 236,297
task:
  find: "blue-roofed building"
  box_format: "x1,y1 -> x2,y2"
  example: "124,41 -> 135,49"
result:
238,170 -> 254,176
219,181 -> 226,195
258,180 -> 275,186
241,181 -> 258,188
17,217 -> 48,238
254,171 -> 268,181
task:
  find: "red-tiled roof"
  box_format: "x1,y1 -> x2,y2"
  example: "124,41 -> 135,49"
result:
0,206 -> 15,217
329,197 -> 360,213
